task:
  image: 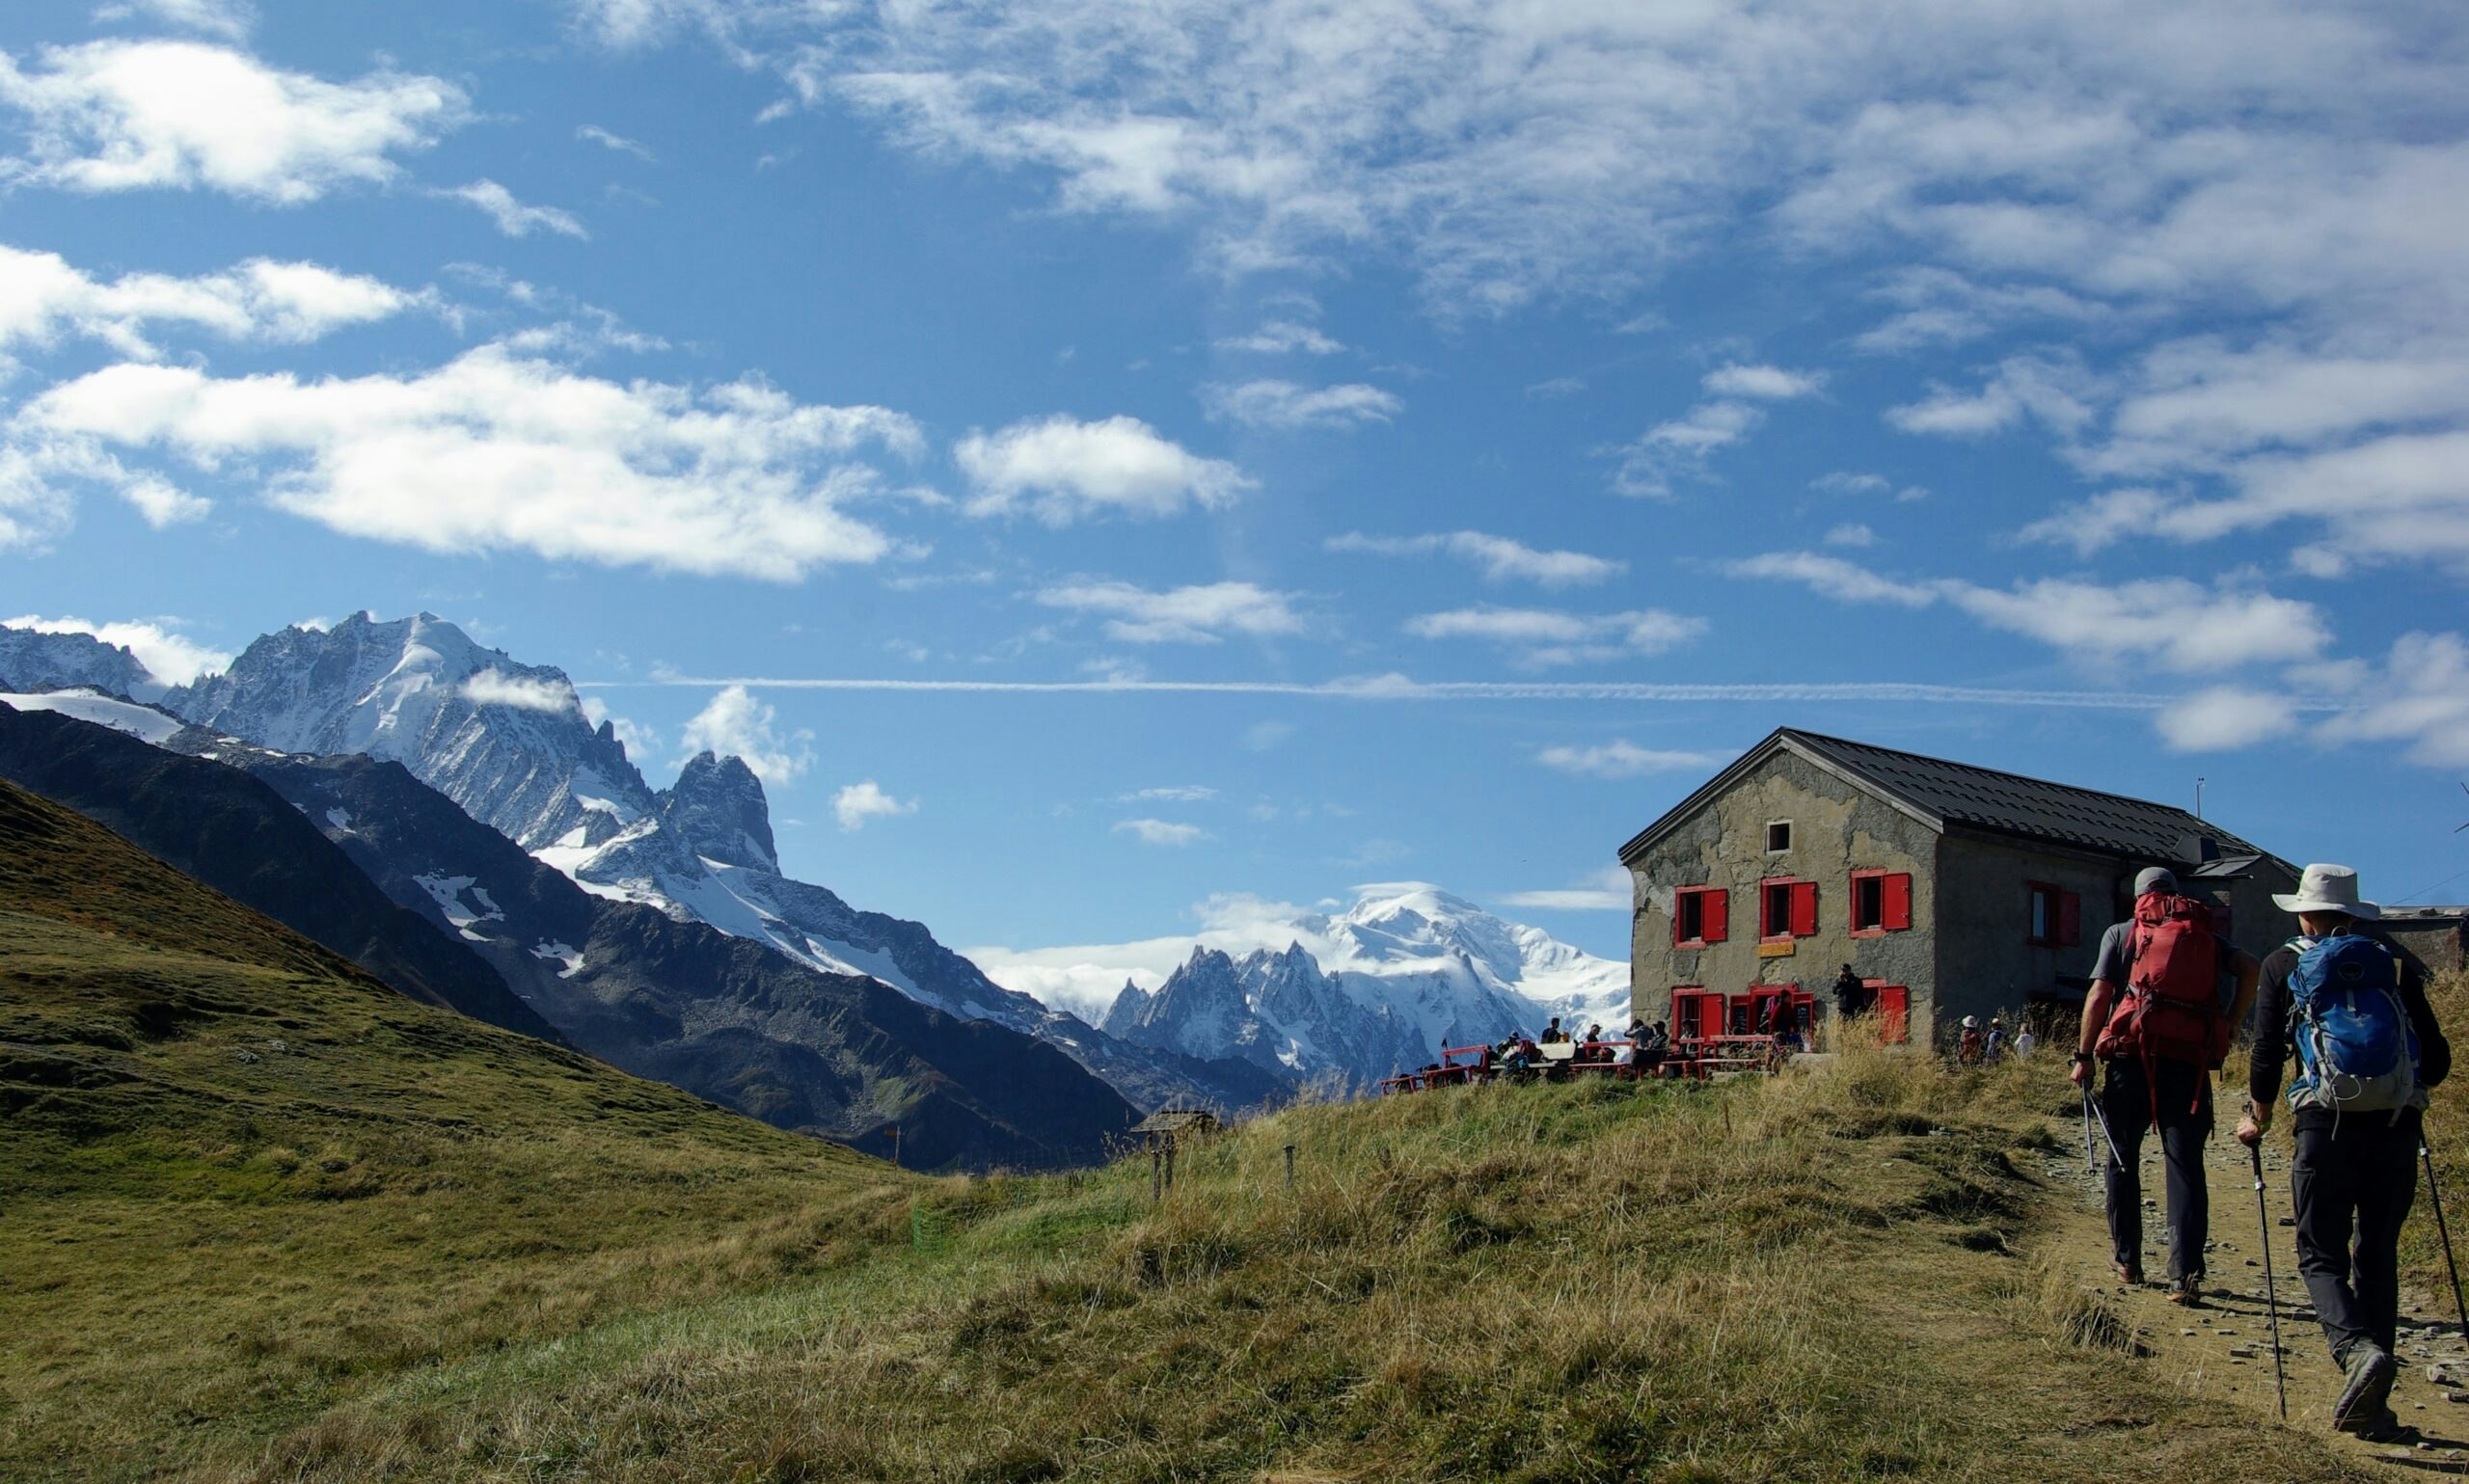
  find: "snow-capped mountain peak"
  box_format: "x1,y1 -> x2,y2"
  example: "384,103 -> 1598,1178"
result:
665,751 -> 777,872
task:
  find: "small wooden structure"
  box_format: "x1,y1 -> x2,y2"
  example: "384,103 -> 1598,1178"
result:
1132,1109 -> 1220,1200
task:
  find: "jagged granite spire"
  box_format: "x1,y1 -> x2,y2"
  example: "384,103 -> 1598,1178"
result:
663,752 -> 777,871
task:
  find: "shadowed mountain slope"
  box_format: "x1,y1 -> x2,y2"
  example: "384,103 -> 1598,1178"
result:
0,701 -> 560,1042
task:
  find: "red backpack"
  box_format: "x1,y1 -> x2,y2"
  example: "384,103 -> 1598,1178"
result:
2096,892 -> 2229,1074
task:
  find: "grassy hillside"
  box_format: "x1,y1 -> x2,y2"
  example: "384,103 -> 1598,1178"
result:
0,768 -> 2382,1480
0,777 -> 905,1481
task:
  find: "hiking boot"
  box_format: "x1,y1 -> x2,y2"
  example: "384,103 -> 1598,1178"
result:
2166,1274 -> 2203,1308
2333,1346 -> 2397,1433
2113,1259 -> 2144,1285
2346,1406 -> 2402,1443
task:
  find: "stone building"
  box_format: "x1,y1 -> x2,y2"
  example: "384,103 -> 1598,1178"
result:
1617,728 -> 2298,1050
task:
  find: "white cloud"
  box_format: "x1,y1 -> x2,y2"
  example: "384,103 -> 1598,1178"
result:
10,345 -> 923,580
1733,551 -> 2333,672
1203,379 -> 1401,430
1612,400 -> 1760,498
1121,785 -> 1217,803
1535,741 -> 1721,779
1886,355 -> 2098,439
681,685 -> 812,782
444,179 -> 589,239
462,668 -> 580,715
1723,552 -> 1931,607
0,40 -> 466,202
1500,865 -> 1633,912
1810,471 -> 1888,496
2,612 -> 228,685
956,414 -> 1252,524
2155,686 -> 2298,753
1823,523 -> 1877,548
0,244 -> 418,362
1114,817 -> 1205,847
576,122 -> 654,161
1325,529 -> 1623,587
832,779 -> 915,831
1035,579 -> 1303,644
1853,267 -> 2104,354
92,0 -> 255,41
1215,319 -> 1341,355
1525,375 -> 1586,399
1404,606 -> 1707,666
1701,364 -> 1825,400
580,693 -> 660,765
2314,632 -> 2469,768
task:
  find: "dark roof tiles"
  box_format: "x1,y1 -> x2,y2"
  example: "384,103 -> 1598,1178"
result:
1782,729 -> 2270,864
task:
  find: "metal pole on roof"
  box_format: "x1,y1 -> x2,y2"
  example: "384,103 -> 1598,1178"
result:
2195,777 -> 2206,820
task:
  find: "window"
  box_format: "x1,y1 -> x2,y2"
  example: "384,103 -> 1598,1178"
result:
1671,987 -> 1711,1039
1760,877 -> 1818,939
1850,870 -> 1913,935
1766,821 -> 1792,852
2027,881 -> 2081,947
1672,886 -> 1728,947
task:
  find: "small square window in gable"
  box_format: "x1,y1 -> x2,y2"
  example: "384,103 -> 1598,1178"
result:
1765,821 -> 1792,852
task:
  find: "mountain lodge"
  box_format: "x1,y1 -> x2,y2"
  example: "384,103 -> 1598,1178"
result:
1617,728 -> 2301,1050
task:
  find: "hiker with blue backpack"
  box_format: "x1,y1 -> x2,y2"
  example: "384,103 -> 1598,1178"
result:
2237,864 -> 2452,1440
2071,866 -> 2262,1307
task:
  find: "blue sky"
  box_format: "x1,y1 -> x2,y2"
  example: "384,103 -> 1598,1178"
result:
4,0 -> 2468,977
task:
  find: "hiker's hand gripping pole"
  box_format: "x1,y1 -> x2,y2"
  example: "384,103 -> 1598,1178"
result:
2249,1142 -> 2288,1422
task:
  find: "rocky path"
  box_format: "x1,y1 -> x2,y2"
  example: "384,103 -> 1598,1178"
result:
2040,1122 -> 2469,1473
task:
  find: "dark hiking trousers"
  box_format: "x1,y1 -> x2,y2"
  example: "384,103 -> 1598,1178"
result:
2291,1115 -> 2421,1365
2101,1057 -> 2211,1281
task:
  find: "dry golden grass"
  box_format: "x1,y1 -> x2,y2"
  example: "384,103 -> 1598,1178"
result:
0,778 -> 2387,1482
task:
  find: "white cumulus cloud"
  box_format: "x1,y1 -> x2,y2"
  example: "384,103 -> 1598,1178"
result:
443,179 -> 589,239
956,414 -> 1252,524
1325,529 -> 1624,587
1203,378 -> 1401,430
832,779 -> 915,831
0,40 -> 467,202
2155,686 -> 2298,753
462,668 -> 579,715
682,685 -> 813,782
1535,741 -> 1722,779
1114,817 -> 1206,847
1404,606 -> 1706,666
0,244 -> 419,362
9,345 -> 923,580
1701,363 -> 1825,399
1035,579 -> 1304,644
1215,320 -> 1342,355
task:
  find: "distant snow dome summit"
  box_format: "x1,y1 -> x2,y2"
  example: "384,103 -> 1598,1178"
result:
986,880 -> 1634,1088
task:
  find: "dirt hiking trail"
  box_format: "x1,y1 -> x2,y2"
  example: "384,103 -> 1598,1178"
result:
2041,1112 -> 2469,1475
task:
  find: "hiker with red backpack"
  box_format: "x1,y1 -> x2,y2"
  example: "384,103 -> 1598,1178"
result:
2237,865 -> 2451,1440
2070,866 -> 2261,1306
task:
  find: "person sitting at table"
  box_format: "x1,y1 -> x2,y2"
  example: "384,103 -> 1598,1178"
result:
1540,1016 -> 1567,1043
1641,1021 -> 1669,1078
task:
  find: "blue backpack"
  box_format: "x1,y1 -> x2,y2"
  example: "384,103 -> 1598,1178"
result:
2287,932 -> 2425,1118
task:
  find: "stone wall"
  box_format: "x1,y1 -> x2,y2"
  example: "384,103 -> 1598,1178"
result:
1627,748 -> 1938,1043
1932,834 -> 2127,1037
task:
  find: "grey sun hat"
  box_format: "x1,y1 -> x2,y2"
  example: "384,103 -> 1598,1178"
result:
2134,866 -> 2179,897
2273,863 -> 2380,921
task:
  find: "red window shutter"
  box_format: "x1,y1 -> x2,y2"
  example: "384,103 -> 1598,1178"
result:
1703,890 -> 1728,943
1671,892 -> 1688,947
1883,873 -> 1913,931
1790,880 -> 1818,937
2059,891 -> 2081,947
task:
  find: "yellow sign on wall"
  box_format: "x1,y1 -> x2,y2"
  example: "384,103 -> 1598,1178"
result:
1757,940 -> 1796,958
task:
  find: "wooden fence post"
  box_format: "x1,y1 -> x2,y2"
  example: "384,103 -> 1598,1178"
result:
1283,1142 -> 1296,1190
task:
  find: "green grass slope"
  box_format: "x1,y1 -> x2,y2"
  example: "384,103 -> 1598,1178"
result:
1,766 -> 2375,1481
0,777 -> 906,1482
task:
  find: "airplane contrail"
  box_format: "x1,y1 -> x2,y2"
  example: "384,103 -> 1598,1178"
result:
573,673 -> 2329,712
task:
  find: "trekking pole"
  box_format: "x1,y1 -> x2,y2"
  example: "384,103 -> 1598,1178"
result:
2083,1080 -> 2127,1172
2249,1142 -> 2288,1421
2081,1093 -> 2096,1176
2420,1137 -> 2469,1356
